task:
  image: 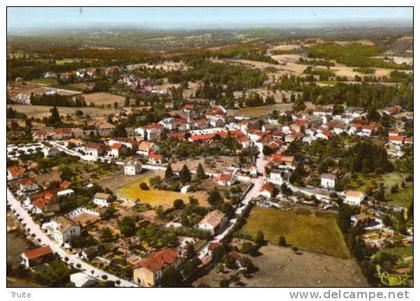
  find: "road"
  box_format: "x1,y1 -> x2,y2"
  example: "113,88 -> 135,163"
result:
198,145 -> 268,259
7,189 -> 138,287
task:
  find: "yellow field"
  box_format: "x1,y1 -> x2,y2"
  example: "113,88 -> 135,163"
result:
117,171 -> 208,209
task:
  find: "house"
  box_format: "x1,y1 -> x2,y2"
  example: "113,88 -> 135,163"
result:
269,168 -> 283,185
344,190 -> 365,206
148,152 -> 163,165
320,173 -> 336,189
271,154 -> 295,170
97,123 -> 115,137
31,190 -> 59,214
42,216 -> 81,245
21,246 -> 53,268
43,146 -> 60,157
70,272 -> 98,288
92,192 -> 111,207
124,161 -> 142,176
83,143 -> 107,159
217,173 -> 235,186
110,143 -> 128,158
260,182 -> 276,198
19,178 -> 39,193
197,209 -> 226,235
133,248 -> 179,287
53,128 -> 74,140
137,141 -> 158,157
7,166 -> 25,181
81,246 -> 99,260
135,123 -> 163,141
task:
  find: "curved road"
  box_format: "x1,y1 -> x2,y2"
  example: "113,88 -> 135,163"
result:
7,189 -> 138,287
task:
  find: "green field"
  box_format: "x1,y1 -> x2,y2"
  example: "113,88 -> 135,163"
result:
31,77 -> 59,85
387,185 -> 413,208
242,207 -> 350,258
346,172 -> 407,194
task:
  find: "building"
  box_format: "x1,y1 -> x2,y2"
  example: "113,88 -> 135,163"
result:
83,143 -> 107,159
197,209 -> 226,235
7,166 -> 25,181
135,123 -> 163,141
92,192 -> 111,207
269,169 -> 283,185
43,146 -> 60,157
70,272 -> 98,288
21,246 -> 53,268
320,173 -> 336,189
137,141 -> 158,157
344,190 -> 365,206
110,143 -> 128,158
124,161 -> 142,176
19,178 -> 39,193
260,182 -> 276,198
217,173 -> 235,186
42,216 -> 81,246
148,152 -> 163,165
133,248 -> 179,287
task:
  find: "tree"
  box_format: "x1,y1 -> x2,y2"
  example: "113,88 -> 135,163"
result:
47,106 -> 62,127
100,227 -> 113,242
255,231 -> 265,247
196,163 -> 207,179
207,189 -> 223,207
278,235 -> 287,247
124,96 -> 130,107
165,164 -> 174,180
118,216 -> 136,237
179,164 -> 191,184
185,243 -> 195,259
160,267 -> 183,287
173,199 -> 185,210
100,206 -> 116,220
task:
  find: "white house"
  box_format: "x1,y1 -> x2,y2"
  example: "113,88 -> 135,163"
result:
19,178 -> 39,193
43,146 -> 60,157
92,192 -> 111,207
320,173 -> 336,189
344,190 -> 365,206
217,173 -> 236,186
259,182 -> 276,199
124,161 -> 142,176
70,272 -> 98,288
7,166 -> 25,181
269,169 -> 283,185
42,216 -> 81,246
197,210 -> 226,235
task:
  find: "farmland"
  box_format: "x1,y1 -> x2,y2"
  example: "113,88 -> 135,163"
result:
241,207 -> 350,258
82,92 -> 126,106
117,170 -> 208,209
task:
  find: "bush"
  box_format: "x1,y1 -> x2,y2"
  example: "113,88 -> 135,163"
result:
140,182 -> 149,190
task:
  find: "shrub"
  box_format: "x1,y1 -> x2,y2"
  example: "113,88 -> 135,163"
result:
140,182 -> 149,190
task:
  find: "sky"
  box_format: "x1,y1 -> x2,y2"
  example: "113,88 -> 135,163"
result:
7,7 -> 413,32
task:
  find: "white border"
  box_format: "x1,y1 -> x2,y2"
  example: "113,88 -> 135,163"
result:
0,1 -> 417,301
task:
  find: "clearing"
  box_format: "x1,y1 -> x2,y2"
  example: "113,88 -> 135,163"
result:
241,207 -> 350,258
83,92 -> 126,107
116,170 -> 208,209
194,244 -> 368,287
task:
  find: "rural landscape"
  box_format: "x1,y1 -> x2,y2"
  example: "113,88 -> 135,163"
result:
6,7 -> 413,289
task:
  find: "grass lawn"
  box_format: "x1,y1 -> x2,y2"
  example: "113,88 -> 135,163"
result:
117,171 -> 208,209
346,172 -> 407,194
30,78 -> 59,86
387,185 -> 413,208
242,207 -> 350,258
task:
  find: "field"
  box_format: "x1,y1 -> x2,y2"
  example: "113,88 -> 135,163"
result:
346,172 -> 408,194
194,244 -> 368,287
117,171 -> 208,209
8,104 -> 119,119
387,185 -> 413,208
242,207 -> 350,258
83,92 -> 126,106
233,103 -> 294,118
30,78 -> 59,86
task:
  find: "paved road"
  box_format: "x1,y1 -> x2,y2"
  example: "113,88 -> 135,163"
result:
7,189 -> 138,287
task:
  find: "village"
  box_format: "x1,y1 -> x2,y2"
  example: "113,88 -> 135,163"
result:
6,18 -> 414,288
